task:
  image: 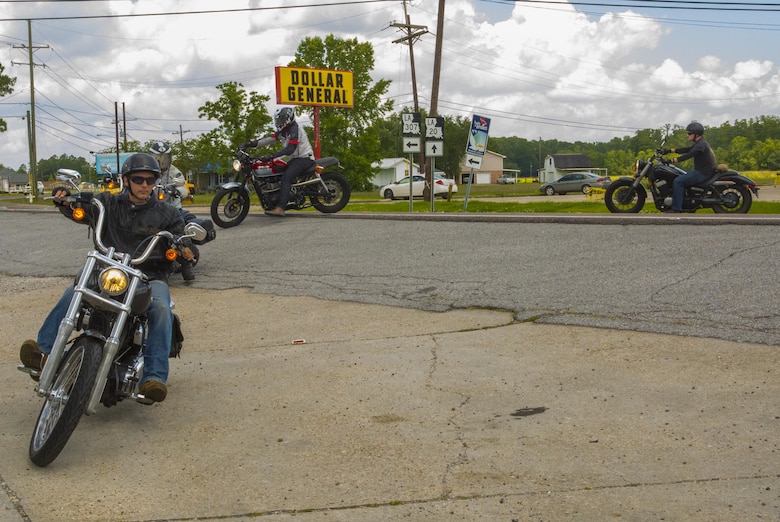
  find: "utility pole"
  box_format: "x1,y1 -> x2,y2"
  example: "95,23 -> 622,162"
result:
423,0 -> 446,203
391,1 -> 427,112
172,125 -> 190,147
391,1 -> 430,202
12,20 -> 48,202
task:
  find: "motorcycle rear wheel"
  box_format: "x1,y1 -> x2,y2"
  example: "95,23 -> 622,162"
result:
604,179 -> 646,213
712,185 -> 752,214
29,338 -> 101,467
310,172 -> 351,214
211,188 -> 250,228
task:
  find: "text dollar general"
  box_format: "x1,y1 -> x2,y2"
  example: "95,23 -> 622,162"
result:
275,67 -> 354,108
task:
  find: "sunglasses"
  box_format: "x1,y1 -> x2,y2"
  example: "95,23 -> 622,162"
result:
129,175 -> 157,186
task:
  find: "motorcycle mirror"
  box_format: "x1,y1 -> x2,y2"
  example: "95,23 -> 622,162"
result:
183,222 -> 208,243
56,169 -> 82,191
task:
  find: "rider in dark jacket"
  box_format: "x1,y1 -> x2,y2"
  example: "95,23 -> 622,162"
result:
241,107 -> 315,217
666,121 -> 717,212
20,153 -> 194,403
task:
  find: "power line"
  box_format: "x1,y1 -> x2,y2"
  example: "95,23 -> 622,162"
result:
0,0 -> 399,22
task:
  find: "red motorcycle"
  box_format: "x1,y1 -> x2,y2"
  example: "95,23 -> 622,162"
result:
210,150 -> 350,228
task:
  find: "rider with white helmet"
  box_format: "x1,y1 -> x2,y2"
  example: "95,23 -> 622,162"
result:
149,141 -> 188,210
240,107 -> 315,216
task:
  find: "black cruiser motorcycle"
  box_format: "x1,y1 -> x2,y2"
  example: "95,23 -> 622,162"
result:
605,147 -> 759,213
19,169 -> 208,467
210,150 -> 350,228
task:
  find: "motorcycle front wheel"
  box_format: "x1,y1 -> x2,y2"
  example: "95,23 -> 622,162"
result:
29,338 -> 101,467
211,187 -> 251,228
310,172 -> 351,213
604,180 -> 646,213
712,184 -> 752,214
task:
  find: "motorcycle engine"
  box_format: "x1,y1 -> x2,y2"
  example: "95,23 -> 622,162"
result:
260,182 -> 280,194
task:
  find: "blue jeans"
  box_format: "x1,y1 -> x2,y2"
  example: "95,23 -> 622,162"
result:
37,281 -> 172,384
672,169 -> 708,211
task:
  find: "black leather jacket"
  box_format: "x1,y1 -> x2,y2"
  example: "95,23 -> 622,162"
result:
57,190 -> 188,282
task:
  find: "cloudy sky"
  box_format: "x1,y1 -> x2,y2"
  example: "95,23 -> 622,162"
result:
0,0 -> 778,171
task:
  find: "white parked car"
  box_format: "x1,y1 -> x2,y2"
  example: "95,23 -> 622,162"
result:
380,175 -> 458,200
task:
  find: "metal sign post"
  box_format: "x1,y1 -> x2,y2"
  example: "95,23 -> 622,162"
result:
425,116 -> 444,213
401,112 -> 421,212
462,114 -> 491,212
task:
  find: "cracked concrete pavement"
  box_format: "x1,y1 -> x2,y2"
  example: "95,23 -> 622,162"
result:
1,197 -> 779,521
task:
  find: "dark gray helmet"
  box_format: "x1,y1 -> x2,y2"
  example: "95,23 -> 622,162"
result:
121,153 -> 161,178
686,122 -> 704,137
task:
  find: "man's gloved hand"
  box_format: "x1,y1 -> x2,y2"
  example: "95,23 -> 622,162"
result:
659,148 -> 671,155
239,141 -> 256,151
51,187 -> 71,206
259,155 -> 273,163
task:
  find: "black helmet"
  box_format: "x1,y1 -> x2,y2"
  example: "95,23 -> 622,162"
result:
685,122 -> 704,137
149,140 -> 172,171
121,153 -> 161,178
274,107 -> 295,132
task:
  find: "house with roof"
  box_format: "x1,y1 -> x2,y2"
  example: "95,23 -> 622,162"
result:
0,168 -> 33,193
459,150 -> 506,184
539,154 -> 593,183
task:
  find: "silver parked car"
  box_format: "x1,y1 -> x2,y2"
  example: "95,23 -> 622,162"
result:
540,172 -> 611,196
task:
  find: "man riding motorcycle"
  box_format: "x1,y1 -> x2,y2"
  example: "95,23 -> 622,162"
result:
240,107 -> 315,217
19,153 -> 195,403
150,140 -> 196,280
663,121 -> 717,213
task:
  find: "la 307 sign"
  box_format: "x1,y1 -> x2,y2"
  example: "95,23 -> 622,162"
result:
275,66 -> 354,108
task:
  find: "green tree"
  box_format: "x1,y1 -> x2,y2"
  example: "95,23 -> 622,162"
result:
0,61 -> 16,133
288,35 -> 393,191
36,154 -> 91,182
196,82 -> 273,173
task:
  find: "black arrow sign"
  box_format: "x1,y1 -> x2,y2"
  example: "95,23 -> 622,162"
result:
406,141 -> 419,148
467,157 -> 480,165
430,144 -> 438,154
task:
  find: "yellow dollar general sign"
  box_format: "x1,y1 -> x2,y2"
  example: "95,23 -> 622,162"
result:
275,66 -> 354,108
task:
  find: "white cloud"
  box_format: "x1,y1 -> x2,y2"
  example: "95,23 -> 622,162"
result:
0,0 -> 777,170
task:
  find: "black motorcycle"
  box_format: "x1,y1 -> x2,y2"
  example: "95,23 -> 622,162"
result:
19,170 -> 208,467
210,151 -> 350,228
604,147 -> 759,213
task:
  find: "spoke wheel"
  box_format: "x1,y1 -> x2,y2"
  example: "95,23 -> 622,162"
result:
310,172 -> 351,213
210,188 -> 250,228
29,338 -> 101,467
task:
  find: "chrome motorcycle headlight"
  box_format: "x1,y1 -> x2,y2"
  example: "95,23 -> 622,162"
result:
99,267 -> 129,296
233,159 -> 242,172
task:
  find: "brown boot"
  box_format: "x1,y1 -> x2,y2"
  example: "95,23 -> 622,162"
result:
139,379 -> 168,403
20,340 -> 47,381
264,207 -> 285,216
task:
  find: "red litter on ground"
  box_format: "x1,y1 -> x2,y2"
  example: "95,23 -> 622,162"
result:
292,339 -> 306,344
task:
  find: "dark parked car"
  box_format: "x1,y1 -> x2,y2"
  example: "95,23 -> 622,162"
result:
540,172 -> 611,196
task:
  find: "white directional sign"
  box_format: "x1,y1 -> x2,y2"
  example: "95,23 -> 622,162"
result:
465,114 -> 491,169
425,116 -> 444,157
401,112 -> 422,153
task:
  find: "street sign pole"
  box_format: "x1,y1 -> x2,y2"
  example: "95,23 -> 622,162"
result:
409,153 -> 414,212
401,112 -> 422,212
424,116 -> 444,213
462,115 -> 491,212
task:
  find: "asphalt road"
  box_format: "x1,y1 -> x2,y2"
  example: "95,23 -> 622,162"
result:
1,207 -> 779,346
1,206 -> 779,521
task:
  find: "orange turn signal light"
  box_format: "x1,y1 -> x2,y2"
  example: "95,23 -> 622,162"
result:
165,249 -> 178,262
72,207 -> 86,221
